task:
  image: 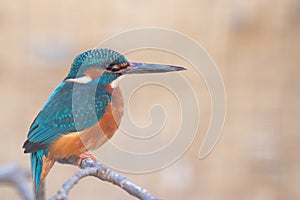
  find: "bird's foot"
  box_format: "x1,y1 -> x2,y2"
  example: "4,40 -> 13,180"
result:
77,153 -> 97,166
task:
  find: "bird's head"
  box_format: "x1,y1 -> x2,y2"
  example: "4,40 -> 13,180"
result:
65,48 -> 186,85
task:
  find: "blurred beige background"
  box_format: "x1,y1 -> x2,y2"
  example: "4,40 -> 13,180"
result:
0,0 -> 299,199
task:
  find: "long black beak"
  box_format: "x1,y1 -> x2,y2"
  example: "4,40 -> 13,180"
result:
123,62 -> 186,74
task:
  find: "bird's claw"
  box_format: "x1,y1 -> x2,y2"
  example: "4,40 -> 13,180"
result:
77,153 -> 97,166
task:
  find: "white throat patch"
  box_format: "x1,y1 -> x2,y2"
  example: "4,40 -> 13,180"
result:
110,76 -> 124,88
65,76 -> 93,84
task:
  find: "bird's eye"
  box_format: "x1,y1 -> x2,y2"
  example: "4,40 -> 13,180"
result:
106,63 -> 129,73
106,64 -> 113,70
106,64 -> 121,72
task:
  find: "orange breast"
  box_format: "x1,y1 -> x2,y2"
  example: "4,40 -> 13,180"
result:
81,85 -> 124,150
48,86 -> 124,158
48,132 -> 86,159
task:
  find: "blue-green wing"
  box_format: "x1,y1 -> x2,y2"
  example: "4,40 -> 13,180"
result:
24,81 -> 110,153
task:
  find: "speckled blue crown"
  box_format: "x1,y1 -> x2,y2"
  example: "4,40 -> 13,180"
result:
66,48 -> 129,79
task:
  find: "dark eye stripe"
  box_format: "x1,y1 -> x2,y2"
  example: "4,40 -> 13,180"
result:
106,63 -> 129,72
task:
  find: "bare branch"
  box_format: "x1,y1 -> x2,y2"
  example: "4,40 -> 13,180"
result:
51,157 -> 158,200
0,164 -> 34,200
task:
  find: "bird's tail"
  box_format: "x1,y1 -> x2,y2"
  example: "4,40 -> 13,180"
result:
30,150 -> 44,194
30,150 -> 55,196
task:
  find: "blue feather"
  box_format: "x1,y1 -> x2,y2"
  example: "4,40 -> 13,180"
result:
30,150 -> 44,194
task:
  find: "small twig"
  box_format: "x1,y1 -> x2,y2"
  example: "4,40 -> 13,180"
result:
0,164 -> 34,200
51,157 -> 158,200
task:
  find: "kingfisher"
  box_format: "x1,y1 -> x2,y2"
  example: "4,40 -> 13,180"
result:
23,48 -> 185,195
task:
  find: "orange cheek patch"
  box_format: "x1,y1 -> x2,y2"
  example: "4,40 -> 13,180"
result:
119,63 -> 128,68
84,68 -> 104,80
